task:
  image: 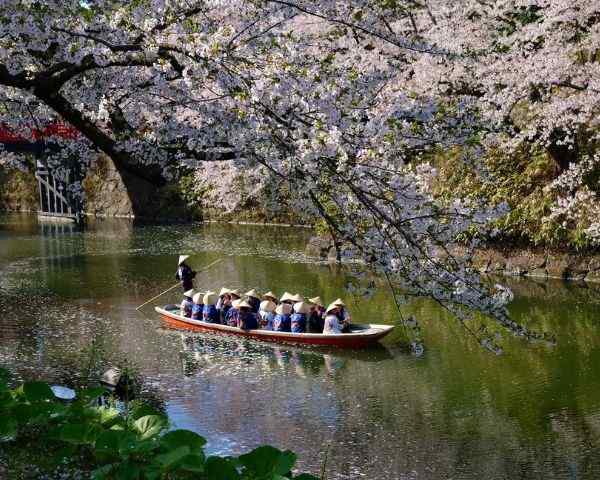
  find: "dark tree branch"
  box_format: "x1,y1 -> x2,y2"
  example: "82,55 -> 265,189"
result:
267,0 -> 444,55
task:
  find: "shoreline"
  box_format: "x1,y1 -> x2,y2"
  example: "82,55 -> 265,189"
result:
305,236 -> 600,284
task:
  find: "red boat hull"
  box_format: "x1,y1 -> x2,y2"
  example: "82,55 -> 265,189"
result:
156,307 -> 394,349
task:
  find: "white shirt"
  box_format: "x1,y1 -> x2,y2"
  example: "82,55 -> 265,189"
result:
323,314 -> 342,334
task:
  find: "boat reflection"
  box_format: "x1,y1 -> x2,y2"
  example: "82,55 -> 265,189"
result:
156,329 -> 395,379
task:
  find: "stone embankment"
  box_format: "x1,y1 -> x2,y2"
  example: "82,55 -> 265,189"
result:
305,236 -> 600,283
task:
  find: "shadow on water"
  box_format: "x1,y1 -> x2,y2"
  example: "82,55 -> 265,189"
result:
2,213 -> 600,478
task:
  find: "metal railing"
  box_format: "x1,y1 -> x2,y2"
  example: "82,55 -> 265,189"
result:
35,169 -> 79,221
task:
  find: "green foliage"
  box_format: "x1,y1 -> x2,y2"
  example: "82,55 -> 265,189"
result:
0,165 -> 38,212
431,144 -> 599,250
0,368 -> 319,480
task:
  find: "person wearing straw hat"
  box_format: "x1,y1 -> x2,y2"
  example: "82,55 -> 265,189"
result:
202,291 -> 220,323
308,296 -> 325,333
191,291 -> 205,320
291,301 -> 310,333
225,290 -> 242,324
323,302 -> 345,334
181,289 -> 195,318
273,303 -> 292,332
226,298 -> 242,326
262,291 -> 278,304
259,299 -> 277,330
175,255 -> 196,292
216,287 -> 231,323
237,299 -> 258,330
332,298 -> 352,331
245,289 -> 261,314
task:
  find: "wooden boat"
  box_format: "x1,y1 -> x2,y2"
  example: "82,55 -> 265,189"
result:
155,305 -> 394,349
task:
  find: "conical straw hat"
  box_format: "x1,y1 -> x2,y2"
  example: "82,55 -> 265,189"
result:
280,292 -> 293,302
260,300 -> 276,313
232,298 -> 242,308
276,303 -> 292,315
203,291 -> 218,305
237,300 -> 252,309
178,255 -> 190,265
263,291 -> 278,301
219,287 -> 231,297
245,289 -> 259,299
326,302 -> 340,314
229,289 -> 241,298
291,293 -> 304,303
293,301 -> 310,315
332,298 -> 346,306
184,289 -> 195,298
192,292 -> 204,304
308,296 -> 323,306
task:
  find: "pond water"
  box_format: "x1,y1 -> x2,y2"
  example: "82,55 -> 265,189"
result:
1,213 -> 600,479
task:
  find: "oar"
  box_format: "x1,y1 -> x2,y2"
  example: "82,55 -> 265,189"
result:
135,258 -> 223,311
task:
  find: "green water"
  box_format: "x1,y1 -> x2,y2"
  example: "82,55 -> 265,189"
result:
1,213 -> 600,479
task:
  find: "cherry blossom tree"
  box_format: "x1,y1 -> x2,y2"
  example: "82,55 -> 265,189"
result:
3,0 -> 592,347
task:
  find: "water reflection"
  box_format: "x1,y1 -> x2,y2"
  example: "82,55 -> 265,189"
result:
2,214 -> 600,479
169,329 -> 394,375
173,331 -> 359,379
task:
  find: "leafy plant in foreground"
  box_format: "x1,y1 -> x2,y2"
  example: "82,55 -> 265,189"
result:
0,368 -> 318,480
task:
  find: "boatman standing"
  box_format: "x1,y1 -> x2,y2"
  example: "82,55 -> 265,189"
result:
175,255 -> 196,292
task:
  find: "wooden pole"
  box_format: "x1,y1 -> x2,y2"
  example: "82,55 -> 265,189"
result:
135,258 -> 223,311
135,282 -> 182,311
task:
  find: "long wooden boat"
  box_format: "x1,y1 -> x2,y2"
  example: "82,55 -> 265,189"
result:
155,305 -> 394,349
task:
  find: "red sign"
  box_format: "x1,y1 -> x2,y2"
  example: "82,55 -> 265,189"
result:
0,122 -> 79,143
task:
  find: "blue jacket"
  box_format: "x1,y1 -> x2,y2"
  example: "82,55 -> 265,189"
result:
191,303 -> 204,320
203,304 -> 219,323
273,314 -> 291,332
290,313 -> 307,333
219,304 -> 232,324
261,312 -> 275,330
225,307 -> 239,327
239,311 -> 258,330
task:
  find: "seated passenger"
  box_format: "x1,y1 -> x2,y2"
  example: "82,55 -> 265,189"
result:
332,298 -> 352,333
280,292 -> 294,305
323,303 -> 346,334
332,298 -> 351,322
237,300 -> 258,330
216,287 -> 231,323
273,303 -> 292,332
191,291 -> 205,320
181,289 -> 195,318
245,289 -> 261,314
259,300 -> 277,330
291,301 -> 310,333
225,298 -> 241,327
308,296 -> 325,333
262,291 -> 278,304
202,291 -> 220,323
